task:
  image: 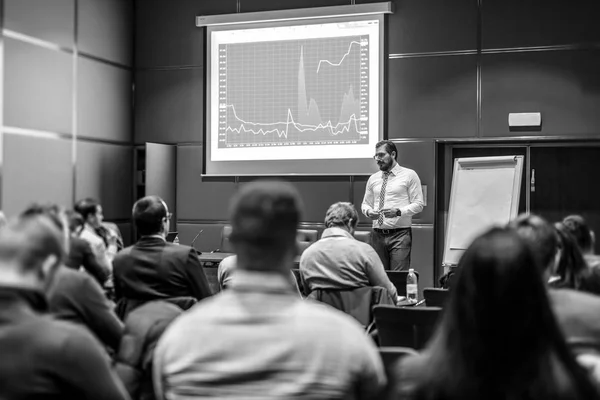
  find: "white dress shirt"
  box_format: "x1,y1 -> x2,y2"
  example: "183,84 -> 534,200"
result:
361,163 -> 424,229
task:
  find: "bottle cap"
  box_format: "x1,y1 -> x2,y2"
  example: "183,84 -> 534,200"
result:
409,268 -> 414,272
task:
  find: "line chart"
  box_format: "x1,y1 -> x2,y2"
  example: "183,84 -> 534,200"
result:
217,35 -> 370,148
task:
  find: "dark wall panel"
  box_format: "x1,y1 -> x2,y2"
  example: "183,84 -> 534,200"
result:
79,0 -> 133,65
78,58 -> 132,142
135,69 -> 203,144
177,146 -> 237,220
481,50 -> 600,138
388,55 -> 477,138
482,0 -> 600,50
115,222 -> 133,247
379,0 -> 477,54
2,134 -> 72,217
4,0 -> 74,48
240,0 -> 349,13
238,178 -> 351,223
412,225 -> 434,290
135,0 -> 237,68
4,38 -> 72,133
76,141 -> 133,220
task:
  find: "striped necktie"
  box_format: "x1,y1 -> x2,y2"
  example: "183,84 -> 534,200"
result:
377,171 -> 391,225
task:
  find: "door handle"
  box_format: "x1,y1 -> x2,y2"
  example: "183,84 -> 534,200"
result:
531,168 -> 535,193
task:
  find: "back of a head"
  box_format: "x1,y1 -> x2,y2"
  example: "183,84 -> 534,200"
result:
20,203 -> 69,255
422,227 -> 598,399
229,181 -> 302,271
133,195 -> 167,236
324,202 -> 358,229
0,216 -> 65,282
563,215 -> 594,254
509,213 -> 558,274
65,210 -> 84,234
74,198 -> 100,221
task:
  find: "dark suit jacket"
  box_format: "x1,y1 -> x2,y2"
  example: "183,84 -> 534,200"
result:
47,266 -> 124,351
0,287 -> 129,400
113,237 -> 212,308
65,236 -> 110,285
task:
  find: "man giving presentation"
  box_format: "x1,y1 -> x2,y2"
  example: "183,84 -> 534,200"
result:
362,140 -> 424,271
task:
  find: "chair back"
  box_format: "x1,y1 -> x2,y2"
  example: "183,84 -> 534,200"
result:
353,230 -> 372,244
379,347 -> 419,400
374,305 -> 442,349
296,229 -> 319,255
308,286 -> 395,328
386,270 -> 419,297
423,288 -> 449,307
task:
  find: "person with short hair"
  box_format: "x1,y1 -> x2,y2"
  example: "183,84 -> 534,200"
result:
22,204 -> 124,351
154,181 -> 386,399
395,227 -> 600,399
0,215 -> 129,400
300,201 -> 399,302
75,198 -> 118,268
64,210 -> 110,286
113,195 -> 211,319
361,140 -> 424,271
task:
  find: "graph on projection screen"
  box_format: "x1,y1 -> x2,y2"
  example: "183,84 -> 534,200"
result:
205,15 -> 384,176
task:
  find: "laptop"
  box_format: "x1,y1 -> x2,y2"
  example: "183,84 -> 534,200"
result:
166,231 -> 179,243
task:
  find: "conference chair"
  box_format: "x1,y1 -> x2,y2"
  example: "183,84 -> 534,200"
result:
353,230 -> 372,245
423,288 -> 449,307
379,347 -> 419,400
296,229 -> 319,255
386,270 -> 419,297
374,305 -> 442,349
308,286 -> 396,329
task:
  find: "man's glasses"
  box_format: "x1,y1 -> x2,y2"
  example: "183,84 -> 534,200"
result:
373,153 -> 388,160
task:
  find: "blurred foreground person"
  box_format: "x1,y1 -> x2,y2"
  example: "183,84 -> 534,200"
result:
394,227 -> 600,400
154,181 -> 386,399
0,216 -> 129,399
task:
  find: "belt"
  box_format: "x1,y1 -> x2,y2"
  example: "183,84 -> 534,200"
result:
373,228 -> 408,235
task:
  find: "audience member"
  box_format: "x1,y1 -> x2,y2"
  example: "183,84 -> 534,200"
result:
563,215 -> 600,268
154,181 -> 386,399
300,201 -> 399,302
511,214 -> 600,351
395,227 -> 600,400
0,215 -> 129,399
550,222 -> 589,290
113,195 -> 211,319
64,210 -> 110,286
75,198 -> 116,276
22,204 -> 124,351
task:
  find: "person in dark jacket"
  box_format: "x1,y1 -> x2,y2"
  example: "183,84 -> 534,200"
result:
116,300 -> 183,400
21,204 -> 124,351
64,210 -> 110,285
113,196 -> 211,319
0,214 -> 129,400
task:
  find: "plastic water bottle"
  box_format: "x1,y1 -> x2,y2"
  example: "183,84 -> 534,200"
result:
406,268 -> 418,303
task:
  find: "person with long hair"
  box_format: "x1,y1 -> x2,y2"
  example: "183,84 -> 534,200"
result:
393,227 -> 600,400
550,222 -> 589,290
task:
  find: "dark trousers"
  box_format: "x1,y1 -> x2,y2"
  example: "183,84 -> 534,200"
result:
371,227 -> 412,271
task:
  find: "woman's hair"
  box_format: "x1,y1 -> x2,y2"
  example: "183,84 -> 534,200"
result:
413,227 -> 599,400
550,222 -> 589,291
